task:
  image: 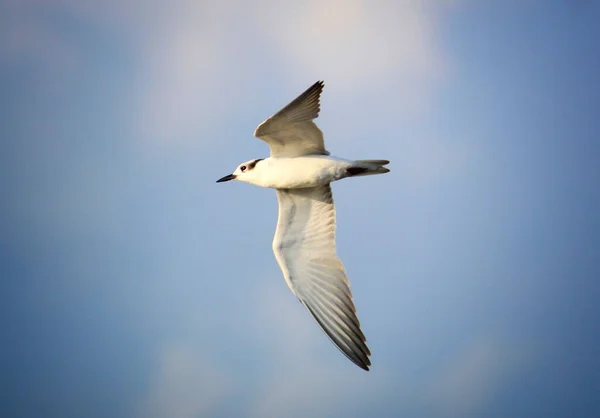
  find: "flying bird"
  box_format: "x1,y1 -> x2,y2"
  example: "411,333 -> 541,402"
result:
217,81 -> 389,370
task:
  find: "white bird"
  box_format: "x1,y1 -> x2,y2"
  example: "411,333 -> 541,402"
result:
217,81 -> 389,371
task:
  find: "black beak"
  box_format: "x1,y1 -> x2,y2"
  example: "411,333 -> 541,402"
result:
216,174 -> 236,183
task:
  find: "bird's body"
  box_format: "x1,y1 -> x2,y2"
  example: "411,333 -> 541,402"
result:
234,155 -> 387,189
217,81 -> 389,371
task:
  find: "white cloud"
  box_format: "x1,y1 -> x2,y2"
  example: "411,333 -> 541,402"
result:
137,342 -> 231,418
131,272 -> 392,418
2,1 -> 452,142
255,0 -> 445,90
129,2 -> 244,143
422,336 -> 527,417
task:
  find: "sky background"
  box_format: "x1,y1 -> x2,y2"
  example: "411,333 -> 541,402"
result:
1,1 -> 599,417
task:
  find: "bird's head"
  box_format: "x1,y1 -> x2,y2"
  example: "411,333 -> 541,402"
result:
216,159 -> 264,185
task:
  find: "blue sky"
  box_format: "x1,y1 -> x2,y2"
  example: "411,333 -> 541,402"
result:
1,1 -> 599,417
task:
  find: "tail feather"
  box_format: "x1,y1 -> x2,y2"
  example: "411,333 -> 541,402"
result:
357,159 -> 390,166
346,159 -> 390,177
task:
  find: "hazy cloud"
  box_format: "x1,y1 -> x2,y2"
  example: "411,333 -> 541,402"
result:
255,0 -> 445,89
423,336 -> 527,417
4,1 -> 451,141
249,274 -> 391,418
137,342 -> 231,418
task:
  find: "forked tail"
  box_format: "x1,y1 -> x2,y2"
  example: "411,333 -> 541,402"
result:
346,160 -> 390,177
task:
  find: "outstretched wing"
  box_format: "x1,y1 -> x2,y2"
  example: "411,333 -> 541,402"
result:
273,186 -> 371,370
254,81 -> 329,158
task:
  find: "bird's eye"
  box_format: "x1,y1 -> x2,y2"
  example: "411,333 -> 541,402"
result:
240,165 -> 247,172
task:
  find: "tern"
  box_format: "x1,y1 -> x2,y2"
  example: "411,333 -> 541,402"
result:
217,81 -> 389,370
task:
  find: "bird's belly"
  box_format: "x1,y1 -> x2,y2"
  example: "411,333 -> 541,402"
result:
263,157 -> 346,189
264,169 -> 329,188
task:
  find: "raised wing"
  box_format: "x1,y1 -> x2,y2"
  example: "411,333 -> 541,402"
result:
273,186 -> 371,370
254,81 -> 330,158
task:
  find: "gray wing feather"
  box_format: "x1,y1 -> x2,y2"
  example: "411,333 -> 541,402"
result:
254,81 -> 330,157
273,186 -> 371,370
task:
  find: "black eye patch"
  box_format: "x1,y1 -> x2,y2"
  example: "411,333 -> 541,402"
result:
248,159 -> 264,170
240,165 -> 247,172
